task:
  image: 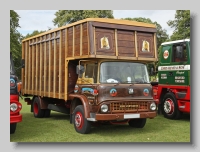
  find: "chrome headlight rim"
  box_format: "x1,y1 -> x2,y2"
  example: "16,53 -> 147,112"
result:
101,104 -> 108,113
150,102 -> 157,111
10,103 -> 18,112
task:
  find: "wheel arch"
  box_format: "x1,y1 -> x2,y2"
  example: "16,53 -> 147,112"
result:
159,87 -> 169,104
69,94 -> 90,118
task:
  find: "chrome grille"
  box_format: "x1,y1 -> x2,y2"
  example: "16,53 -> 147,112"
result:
110,101 -> 148,113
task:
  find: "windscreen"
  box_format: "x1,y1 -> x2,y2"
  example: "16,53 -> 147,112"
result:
100,62 -> 150,83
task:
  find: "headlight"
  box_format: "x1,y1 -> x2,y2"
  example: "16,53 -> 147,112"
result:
101,104 -> 108,113
10,103 -> 18,112
150,102 -> 156,111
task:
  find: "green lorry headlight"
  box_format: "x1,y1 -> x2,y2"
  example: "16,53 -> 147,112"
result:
150,102 -> 156,111
101,104 -> 108,113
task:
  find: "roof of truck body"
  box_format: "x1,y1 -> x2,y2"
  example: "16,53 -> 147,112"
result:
22,18 -> 156,42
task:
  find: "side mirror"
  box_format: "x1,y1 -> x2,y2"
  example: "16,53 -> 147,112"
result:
21,59 -> 25,68
76,65 -> 85,75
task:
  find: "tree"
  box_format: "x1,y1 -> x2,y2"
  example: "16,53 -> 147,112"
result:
10,10 -> 23,79
167,10 -> 190,41
53,10 -> 114,27
23,30 -> 46,39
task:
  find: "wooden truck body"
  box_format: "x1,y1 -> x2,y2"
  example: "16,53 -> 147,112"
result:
21,18 -> 158,134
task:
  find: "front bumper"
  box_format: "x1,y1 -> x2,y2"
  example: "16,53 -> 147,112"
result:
10,114 -> 22,123
88,111 -> 157,121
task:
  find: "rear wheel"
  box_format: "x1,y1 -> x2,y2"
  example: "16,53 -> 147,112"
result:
162,93 -> 182,119
10,123 -> 17,134
128,118 -> 146,128
73,105 -> 91,134
33,97 -> 45,118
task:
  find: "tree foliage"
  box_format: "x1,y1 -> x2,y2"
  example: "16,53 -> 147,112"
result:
23,30 -> 46,39
10,10 -> 23,79
53,10 -> 114,27
167,10 -> 190,41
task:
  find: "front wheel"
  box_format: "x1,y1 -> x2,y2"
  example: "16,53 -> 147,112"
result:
128,118 -> 146,128
10,123 -> 17,134
162,93 -> 182,119
73,105 -> 91,134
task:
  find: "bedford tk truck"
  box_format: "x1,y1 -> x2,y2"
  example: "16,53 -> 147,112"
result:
21,18 -> 158,134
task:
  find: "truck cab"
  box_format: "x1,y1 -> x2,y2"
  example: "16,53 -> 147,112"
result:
10,52 -> 22,134
154,39 -> 190,119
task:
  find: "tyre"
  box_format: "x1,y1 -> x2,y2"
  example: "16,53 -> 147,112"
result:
73,105 -> 91,134
44,109 -> 51,117
162,92 -> 182,119
10,123 -> 17,134
128,118 -> 146,128
33,97 -> 45,118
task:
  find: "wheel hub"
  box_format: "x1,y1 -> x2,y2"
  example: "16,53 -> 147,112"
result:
75,112 -> 83,129
164,98 -> 174,114
33,102 -> 38,114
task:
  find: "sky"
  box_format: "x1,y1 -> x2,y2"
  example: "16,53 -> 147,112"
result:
15,10 -> 176,37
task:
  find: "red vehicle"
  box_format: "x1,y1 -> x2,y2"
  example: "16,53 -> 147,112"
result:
10,52 -> 22,134
152,39 -> 190,119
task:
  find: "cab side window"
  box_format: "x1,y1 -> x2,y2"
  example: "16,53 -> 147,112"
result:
172,43 -> 188,62
85,63 -> 98,83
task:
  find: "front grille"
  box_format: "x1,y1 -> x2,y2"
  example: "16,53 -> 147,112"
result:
110,101 -> 148,113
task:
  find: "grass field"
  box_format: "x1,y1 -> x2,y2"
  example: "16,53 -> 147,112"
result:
10,97 -> 190,142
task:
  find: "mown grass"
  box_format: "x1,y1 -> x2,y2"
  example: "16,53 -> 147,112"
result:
10,97 -> 190,142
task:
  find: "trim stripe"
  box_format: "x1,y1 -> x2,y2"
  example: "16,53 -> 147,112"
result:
158,65 -> 190,71
161,39 -> 190,45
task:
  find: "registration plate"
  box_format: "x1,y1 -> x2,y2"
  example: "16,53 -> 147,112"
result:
124,114 -> 140,119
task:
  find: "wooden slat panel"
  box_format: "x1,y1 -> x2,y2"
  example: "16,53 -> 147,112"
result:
48,39 -> 52,97
135,31 -> 138,58
28,40 -> 31,94
31,43 -> 35,94
39,41 -> 42,95
53,32 -> 56,98
59,30 -> 62,98
25,41 -> 28,91
115,29 -> 118,56
80,24 -> 83,56
65,29 -> 68,100
74,25 -> 80,57
35,41 -> 39,94
93,26 -> 96,55
61,30 -> 65,94
44,37 -> 47,96
46,39 -> 50,96
73,26 -> 75,57
154,33 -> 157,59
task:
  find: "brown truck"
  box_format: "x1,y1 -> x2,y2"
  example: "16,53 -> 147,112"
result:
21,18 -> 158,134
